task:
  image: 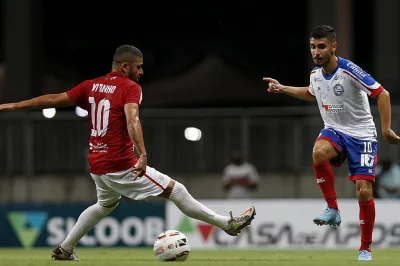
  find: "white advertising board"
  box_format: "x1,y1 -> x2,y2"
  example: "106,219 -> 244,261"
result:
166,199 -> 400,249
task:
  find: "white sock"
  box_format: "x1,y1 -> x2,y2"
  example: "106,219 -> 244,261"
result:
169,182 -> 230,230
61,202 -> 116,252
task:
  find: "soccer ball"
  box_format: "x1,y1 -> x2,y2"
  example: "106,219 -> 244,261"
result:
153,230 -> 191,261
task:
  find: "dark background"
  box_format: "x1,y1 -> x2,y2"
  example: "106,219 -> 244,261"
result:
0,0 -> 383,108
0,0 -> 400,200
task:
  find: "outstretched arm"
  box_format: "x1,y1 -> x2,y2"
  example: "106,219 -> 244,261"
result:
263,77 -> 316,101
124,102 -> 147,177
0,92 -> 75,111
376,89 -> 400,144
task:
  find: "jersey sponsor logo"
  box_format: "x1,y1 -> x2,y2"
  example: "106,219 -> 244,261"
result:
346,62 -> 367,79
333,84 -> 344,96
334,74 -> 344,81
314,77 -> 322,82
322,104 -> 345,114
89,142 -> 108,152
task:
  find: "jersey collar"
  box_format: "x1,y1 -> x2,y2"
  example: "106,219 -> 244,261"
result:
108,71 -> 125,77
321,57 -> 341,80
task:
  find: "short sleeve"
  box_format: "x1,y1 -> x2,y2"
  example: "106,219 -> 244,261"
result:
308,74 -> 316,96
67,80 -> 89,109
346,72 -> 382,98
308,82 -> 315,96
342,61 -> 382,98
123,85 -> 143,105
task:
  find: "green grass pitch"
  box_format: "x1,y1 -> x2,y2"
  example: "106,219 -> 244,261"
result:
0,248 -> 399,266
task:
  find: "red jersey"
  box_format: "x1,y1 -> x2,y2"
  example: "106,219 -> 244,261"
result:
67,72 -> 142,174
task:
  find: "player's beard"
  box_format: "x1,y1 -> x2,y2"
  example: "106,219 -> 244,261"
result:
322,55 -> 335,67
314,57 -> 324,66
129,71 -> 139,82
315,54 -> 332,66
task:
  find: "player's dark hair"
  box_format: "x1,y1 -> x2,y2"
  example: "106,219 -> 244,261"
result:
112,45 -> 143,67
310,25 -> 336,42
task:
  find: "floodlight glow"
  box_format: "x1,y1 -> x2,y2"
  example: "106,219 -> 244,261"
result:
75,106 -> 88,117
42,108 -> 56,118
184,127 -> 202,141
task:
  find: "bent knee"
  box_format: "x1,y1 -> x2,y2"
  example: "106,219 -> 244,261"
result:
357,186 -> 373,201
158,179 -> 177,199
312,141 -> 337,164
312,150 -> 329,164
98,197 -> 121,208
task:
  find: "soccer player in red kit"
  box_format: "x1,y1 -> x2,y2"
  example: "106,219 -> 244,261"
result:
0,45 -> 256,261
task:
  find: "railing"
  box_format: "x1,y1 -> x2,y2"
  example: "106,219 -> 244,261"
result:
1,105 -> 399,177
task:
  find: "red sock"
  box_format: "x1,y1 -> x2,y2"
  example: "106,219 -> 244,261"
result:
313,161 -> 338,210
359,199 -> 375,252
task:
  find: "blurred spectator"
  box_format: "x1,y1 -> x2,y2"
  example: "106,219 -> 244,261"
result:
222,149 -> 259,199
375,159 -> 400,199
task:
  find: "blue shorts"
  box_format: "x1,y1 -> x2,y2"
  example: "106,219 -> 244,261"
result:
316,128 -> 377,182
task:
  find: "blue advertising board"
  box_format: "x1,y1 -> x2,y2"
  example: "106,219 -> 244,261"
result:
0,202 -> 165,248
